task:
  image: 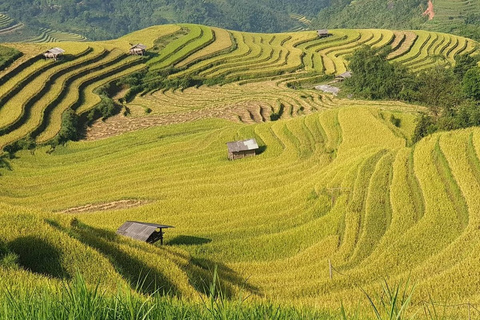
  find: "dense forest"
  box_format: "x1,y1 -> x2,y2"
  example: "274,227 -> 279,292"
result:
2,0 -> 480,41
314,0 -> 428,30
0,0 -> 328,40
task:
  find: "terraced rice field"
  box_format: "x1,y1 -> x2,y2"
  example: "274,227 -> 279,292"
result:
0,13 -> 15,30
160,25 -> 479,84
23,28 -> 87,43
0,13 -> 23,36
0,24 -> 480,317
2,104 -> 480,317
0,40 -> 147,149
0,23 -> 477,154
425,0 -> 480,30
0,13 -> 87,43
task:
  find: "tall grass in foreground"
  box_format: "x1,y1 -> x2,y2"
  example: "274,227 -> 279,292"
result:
1,270 -> 472,319
0,272 -> 333,320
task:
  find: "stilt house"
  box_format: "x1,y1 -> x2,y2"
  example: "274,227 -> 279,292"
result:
129,44 -> 147,55
43,47 -> 65,60
227,138 -> 259,160
116,221 -> 174,245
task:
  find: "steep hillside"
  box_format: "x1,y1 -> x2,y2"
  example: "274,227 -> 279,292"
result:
314,0 -> 480,41
314,0 -> 428,30
423,0 -> 480,40
3,1 -> 480,43
0,0 -> 329,41
0,24 -> 478,151
2,105 -> 480,317
0,13 -> 87,43
0,25 -> 480,317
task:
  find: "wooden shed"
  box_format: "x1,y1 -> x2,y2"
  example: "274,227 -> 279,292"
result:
43,47 -> 65,60
335,71 -> 352,82
129,44 -> 147,55
116,221 -> 174,245
226,138 -> 259,160
317,29 -> 331,38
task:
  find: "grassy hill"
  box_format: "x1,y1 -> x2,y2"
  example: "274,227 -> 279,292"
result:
0,24 -> 480,318
0,0 -> 330,41
0,24 -> 478,151
423,0 -> 480,39
3,1 -> 480,43
3,105 -> 480,318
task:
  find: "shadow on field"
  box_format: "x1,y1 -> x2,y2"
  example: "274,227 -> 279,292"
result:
0,154 -> 12,172
159,246 -> 260,298
257,145 -> 267,155
45,218 -> 259,299
8,236 -> 70,279
46,219 -> 179,296
167,235 -> 212,245
185,256 -> 260,298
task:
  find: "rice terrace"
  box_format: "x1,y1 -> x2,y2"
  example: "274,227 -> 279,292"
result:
0,19 -> 480,319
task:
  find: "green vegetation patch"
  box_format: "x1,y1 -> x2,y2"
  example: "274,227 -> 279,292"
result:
0,44 -> 21,71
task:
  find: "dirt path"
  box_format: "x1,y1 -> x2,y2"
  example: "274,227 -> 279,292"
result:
422,0 -> 435,20
84,102 -> 270,141
62,199 -> 152,214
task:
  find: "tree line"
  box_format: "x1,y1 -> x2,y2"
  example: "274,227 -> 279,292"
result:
0,0 -> 329,40
344,45 -> 480,143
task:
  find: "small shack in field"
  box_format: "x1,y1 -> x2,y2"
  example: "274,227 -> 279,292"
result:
129,44 -> 147,55
317,29 -> 331,38
227,138 -> 259,160
335,71 -> 352,82
43,47 -> 65,60
116,221 -> 174,245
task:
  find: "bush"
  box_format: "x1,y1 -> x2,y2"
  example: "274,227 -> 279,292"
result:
3,136 -> 36,157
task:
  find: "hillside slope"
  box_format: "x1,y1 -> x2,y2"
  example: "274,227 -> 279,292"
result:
0,25 -> 480,317
0,24 -> 478,151
1,105 -> 480,317
314,0 -> 428,30
0,0 -> 329,41
314,0 -> 480,41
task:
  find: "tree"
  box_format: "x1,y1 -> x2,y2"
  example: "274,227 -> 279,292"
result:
412,113 -> 436,143
453,54 -> 478,81
345,45 -> 413,100
415,66 -> 462,115
463,67 -> 480,101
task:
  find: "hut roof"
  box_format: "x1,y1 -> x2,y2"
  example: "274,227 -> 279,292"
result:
317,29 -> 329,35
315,84 -> 340,96
337,71 -> 352,78
116,221 -> 174,242
130,44 -> 147,50
226,138 -> 259,153
45,47 -> 65,55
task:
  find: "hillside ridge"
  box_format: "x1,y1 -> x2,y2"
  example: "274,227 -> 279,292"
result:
0,24 -> 477,149
0,24 -> 479,318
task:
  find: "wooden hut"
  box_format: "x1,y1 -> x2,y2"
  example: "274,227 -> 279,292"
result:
129,44 -> 147,55
335,71 -> 352,82
116,221 -> 174,245
43,47 -> 65,60
317,29 -> 331,38
226,138 -> 259,160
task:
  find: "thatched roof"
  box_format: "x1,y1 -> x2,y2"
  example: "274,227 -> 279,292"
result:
130,44 -> 147,50
116,221 -> 173,243
227,138 -> 259,153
